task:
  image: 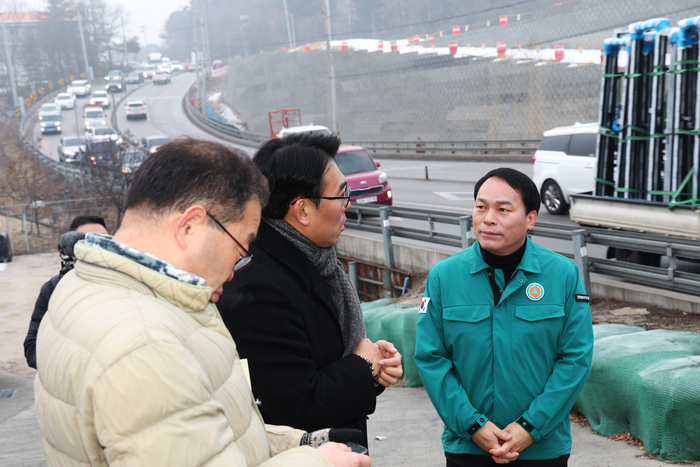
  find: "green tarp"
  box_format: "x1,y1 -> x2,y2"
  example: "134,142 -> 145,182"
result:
362,301 -> 700,462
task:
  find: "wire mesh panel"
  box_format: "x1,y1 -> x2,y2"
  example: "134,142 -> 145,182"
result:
222,0 -> 698,143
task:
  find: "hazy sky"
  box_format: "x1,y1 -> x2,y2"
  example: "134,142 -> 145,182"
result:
24,0 -> 187,47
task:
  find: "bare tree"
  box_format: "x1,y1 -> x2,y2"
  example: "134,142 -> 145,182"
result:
82,142 -> 145,225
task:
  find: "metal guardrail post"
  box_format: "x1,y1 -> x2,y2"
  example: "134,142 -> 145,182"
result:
22,212 -> 30,254
5,213 -> 13,254
667,244 -> 677,282
572,229 -> 591,296
379,207 -> 395,268
459,215 -> 474,249
379,206 -> 395,299
348,260 -> 359,296
382,269 -> 393,299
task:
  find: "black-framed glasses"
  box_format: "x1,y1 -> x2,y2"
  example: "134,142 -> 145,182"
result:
290,184 -> 352,208
207,212 -> 254,271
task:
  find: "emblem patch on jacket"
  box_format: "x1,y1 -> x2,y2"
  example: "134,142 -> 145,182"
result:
525,283 -> 545,301
419,297 -> 431,313
575,294 -> 591,302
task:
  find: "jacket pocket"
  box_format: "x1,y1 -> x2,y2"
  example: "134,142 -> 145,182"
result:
442,305 -> 492,356
515,305 -> 565,322
512,305 -> 565,383
443,305 -> 491,323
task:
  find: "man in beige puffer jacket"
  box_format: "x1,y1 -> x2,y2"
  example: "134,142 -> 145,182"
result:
34,139 -> 371,467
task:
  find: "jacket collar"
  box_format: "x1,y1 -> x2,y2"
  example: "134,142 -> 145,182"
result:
253,221 -> 338,319
468,237 -> 541,275
74,239 -> 213,313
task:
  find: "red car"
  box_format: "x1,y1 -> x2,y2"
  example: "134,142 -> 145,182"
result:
335,145 -> 392,206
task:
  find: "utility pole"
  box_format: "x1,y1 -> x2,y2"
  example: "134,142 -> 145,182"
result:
141,25 -> 147,49
191,0 -> 201,113
121,16 -> 128,66
322,0 -> 337,133
201,0 -> 212,64
1,13 -> 19,117
199,0 -> 209,115
282,0 -> 293,50
240,15 -> 249,58
77,11 -> 91,80
291,13 -> 296,49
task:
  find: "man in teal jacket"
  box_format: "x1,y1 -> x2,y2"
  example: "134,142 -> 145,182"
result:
415,168 -> 593,467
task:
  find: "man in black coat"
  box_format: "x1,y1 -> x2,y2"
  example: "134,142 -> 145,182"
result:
24,216 -> 108,369
217,133 -> 403,448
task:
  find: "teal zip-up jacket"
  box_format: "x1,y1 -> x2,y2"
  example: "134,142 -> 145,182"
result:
415,238 -> 593,460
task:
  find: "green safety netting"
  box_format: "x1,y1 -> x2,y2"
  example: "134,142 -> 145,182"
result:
362,299 -> 422,387
574,325 -> 700,462
363,300 -> 700,462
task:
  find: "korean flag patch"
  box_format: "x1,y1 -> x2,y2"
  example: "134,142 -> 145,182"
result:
419,297 -> 431,313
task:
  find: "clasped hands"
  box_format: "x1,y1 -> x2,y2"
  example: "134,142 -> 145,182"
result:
354,338 -> 403,387
471,421 -> 534,464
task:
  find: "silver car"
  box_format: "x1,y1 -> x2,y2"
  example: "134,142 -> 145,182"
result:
54,93 -> 76,110
89,90 -> 110,108
58,136 -> 86,163
85,126 -> 121,145
67,79 -> 91,97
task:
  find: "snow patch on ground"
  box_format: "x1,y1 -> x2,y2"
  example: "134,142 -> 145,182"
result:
208,92 -> 221,103
218,103 -> 244,126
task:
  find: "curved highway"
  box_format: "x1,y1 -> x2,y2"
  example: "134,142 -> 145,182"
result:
29,72 -> 254,164
26,73 -> 700,274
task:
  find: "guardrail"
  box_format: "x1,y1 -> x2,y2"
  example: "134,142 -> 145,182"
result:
182,83 -> 541,158
345,140 -> 540,158
182,88 -> 268,147
344,204 -> 700,296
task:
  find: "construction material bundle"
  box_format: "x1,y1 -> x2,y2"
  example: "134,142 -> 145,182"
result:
596,16 -> 700,209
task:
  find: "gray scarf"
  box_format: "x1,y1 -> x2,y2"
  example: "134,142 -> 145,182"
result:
265,217 -> 366,356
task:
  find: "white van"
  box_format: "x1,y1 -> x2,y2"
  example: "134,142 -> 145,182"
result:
277,124 -> 332,138
531,122 -> 598,214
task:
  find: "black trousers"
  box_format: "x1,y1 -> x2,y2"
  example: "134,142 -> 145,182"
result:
446,453 -> 569,467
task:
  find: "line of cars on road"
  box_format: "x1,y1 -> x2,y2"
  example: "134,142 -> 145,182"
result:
36,68 -> 169,173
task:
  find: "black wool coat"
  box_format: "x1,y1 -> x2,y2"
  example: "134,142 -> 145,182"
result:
24,274 -> 60,369
217,221 -> 380,446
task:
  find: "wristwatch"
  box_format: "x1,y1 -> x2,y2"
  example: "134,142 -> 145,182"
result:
355,354 -> 375,376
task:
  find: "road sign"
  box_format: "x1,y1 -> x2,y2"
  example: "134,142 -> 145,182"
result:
24,98 -> 30,106
38,87 -> 45,95
58,78 -> 64,85
48,82 -> 54,89
69,75 -> 74,81
80,72 -> 86,78
15,107 -> 21,117
30,92 -> 36,100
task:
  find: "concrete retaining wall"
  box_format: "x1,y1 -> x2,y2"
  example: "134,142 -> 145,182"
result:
221,0 -> 699,143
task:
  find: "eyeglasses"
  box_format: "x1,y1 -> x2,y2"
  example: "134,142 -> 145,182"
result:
290,184 -> 352,208
206,212 -> 253,271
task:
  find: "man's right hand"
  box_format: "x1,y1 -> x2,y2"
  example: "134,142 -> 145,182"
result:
471,421 -> 516,462
317,442 -> 371,467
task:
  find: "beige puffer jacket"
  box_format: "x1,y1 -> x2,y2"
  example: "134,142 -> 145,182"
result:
34,241 -> 333,467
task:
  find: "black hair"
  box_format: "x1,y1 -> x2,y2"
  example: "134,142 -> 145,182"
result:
125,138 -> 269,224
69,215 -> 106,231
473,168 -> 541,215
253,132 -> 341,219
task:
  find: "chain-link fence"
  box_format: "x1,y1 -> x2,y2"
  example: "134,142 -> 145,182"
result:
221,0 -> 700,142
0,199 -> 116,256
